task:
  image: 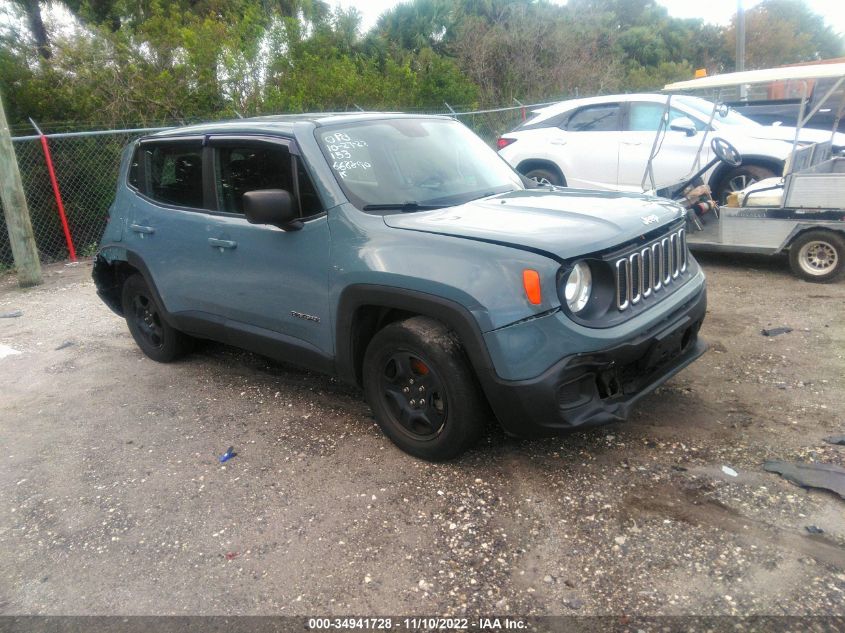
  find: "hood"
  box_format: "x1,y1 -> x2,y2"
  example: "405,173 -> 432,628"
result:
730,124 -> 845,147
382,189 -> 684,261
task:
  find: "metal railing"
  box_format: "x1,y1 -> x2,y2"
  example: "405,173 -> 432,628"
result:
0,101 -> 554,268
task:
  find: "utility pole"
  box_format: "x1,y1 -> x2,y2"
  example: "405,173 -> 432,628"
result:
737,0 -> 747,99
0,90 -> 42,287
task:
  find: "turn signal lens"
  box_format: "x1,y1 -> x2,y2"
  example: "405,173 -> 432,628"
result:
523,269 -> 542,305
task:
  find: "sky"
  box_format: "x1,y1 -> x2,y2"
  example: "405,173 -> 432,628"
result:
330,0 -> 845,36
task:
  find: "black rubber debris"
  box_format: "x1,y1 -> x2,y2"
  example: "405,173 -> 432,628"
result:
805,525 -> 824,534
761,327 -> 793,337
55,340 -> 75,350
824,435 -> 845,446
764,460 -> 845,500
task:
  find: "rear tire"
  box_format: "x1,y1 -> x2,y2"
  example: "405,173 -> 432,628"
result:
788,230 -> 845,283
714,164 -> 777,204
121,274 -> 192,362
523,167 -> 564,187
362,316 -> 487,461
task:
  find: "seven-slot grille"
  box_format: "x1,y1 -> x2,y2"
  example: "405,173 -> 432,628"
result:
615,227 -> 687,311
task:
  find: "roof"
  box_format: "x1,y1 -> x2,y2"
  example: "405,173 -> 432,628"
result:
148,112 -> 452,138
663,62 -> 845,92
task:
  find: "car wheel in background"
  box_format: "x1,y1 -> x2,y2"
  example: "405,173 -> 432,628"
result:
714,164 -> 777,204
788,230 -> 845,283
121,274 -> 193,362
523,167 -> 564,187
362,316 -> 487,461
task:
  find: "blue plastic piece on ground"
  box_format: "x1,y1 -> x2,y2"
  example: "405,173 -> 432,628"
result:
219,446 -> 236,463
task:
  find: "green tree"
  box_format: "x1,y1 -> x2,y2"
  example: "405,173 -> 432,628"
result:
723,0 -> 844,68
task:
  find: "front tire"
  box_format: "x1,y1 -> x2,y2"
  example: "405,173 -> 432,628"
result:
362,316 -> 487,461
121,274 -> 192,362
523,167 -> 564,187
714,164 -> 777,204
788,231 -> 845,283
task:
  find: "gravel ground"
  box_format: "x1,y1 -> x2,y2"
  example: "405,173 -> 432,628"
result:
0,253 -> 843,616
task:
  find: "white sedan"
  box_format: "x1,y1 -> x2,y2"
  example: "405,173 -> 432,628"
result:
497,93 -> 845,202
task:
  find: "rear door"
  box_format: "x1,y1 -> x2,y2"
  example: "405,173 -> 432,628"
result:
553,102 -> 622,190
125,137 -> 217,315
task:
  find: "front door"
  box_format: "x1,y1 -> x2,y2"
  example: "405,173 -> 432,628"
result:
616,101 -> 713,192
201,137 -> 333,358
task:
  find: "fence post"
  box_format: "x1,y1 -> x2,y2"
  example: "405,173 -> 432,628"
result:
30,119 -> 76,262
0,91 -> 42,286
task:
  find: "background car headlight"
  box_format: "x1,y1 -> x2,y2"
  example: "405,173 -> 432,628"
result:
563,261 -> 592,313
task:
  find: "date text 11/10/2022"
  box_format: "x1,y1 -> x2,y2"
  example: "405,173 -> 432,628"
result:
307,617 -> 528,629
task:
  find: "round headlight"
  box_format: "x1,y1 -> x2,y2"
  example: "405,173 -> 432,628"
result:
563,261 -> 592,313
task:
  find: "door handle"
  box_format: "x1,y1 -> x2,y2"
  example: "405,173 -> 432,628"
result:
130,224 -> 155,235
621,141 -> 643,146
550,138 -> 567,146
208,238 -> 237,250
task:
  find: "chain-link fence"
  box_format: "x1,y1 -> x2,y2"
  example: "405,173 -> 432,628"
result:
0,101 -> 553,269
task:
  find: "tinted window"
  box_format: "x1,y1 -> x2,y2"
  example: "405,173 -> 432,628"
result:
628,102 -> 705,132
215,145 -> 292,214
146,143 -> 204,208
214,143 -> 324,218
564,104 -> 620,132
128,147 -> 140,189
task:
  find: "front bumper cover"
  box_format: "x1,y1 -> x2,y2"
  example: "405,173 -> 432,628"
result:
482,285 -> 707,437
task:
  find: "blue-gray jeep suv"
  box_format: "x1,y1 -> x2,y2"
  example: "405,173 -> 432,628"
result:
93,113 -> 707,460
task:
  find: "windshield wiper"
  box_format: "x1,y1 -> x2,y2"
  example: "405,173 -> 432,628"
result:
362,202 -> 449,212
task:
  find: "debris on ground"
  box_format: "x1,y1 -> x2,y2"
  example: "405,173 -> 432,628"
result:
218,446 -> 237,463
761,326 -> 793,337
763,460 -> 845,500
805,525 -> 824,534
824,435 -> 845,446
721,465 -> 738,477
0,344 -> 22,359
55,340 -> 75,350
0,310 -> 22,318
225,552 -> 240,561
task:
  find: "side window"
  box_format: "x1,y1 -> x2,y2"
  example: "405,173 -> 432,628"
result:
563,104 -> 621,132
214,143 -> 324,218
628,102 -> 705,132
215,145 -> 292,214
128,146 -> 141,189
297,161 -> 324,218
145,142 -> 204,208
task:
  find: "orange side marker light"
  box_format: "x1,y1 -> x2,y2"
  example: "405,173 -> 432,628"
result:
522,269 -> 542,305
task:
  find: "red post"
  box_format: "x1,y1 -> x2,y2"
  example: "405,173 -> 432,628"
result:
31,120 -> 76,261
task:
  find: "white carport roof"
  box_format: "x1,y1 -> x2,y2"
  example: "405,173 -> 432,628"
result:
663,63 -> 845,91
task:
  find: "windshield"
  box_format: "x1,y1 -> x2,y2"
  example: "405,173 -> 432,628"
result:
315,118 -> 524,210
674,95 -> 761,128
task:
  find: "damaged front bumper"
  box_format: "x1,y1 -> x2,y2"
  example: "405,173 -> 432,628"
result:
481,283 -> 707,438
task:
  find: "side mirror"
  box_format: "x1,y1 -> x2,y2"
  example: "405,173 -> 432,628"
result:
242,189 -> 302,231
669,117 -> 697,137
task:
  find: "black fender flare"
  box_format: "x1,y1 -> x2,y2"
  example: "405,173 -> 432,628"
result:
334,284 -> 497,390
95,246 -> 177,327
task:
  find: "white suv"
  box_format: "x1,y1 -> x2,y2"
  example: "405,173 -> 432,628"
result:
498,93 -> 845,202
